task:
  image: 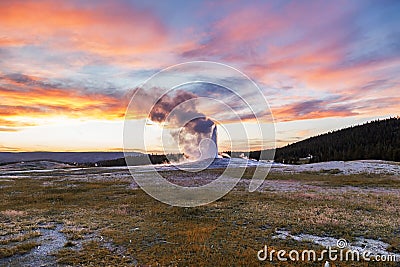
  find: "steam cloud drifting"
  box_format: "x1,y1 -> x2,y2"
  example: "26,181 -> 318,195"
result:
149,90 -> 215,159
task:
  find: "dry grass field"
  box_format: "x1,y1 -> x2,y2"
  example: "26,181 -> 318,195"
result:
0,167 -> 399,266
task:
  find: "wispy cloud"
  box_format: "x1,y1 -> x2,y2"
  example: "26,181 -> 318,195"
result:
0,74 -> 127,131
0,1 -> 167,56
0,0 -> 399,150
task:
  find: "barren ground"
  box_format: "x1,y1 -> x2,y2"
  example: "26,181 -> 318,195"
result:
0,161 -> 399,266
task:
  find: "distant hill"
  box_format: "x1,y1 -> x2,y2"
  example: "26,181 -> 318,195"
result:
0,152 -> 141,165
272,117 -> 400,163
0,152 -> 185,167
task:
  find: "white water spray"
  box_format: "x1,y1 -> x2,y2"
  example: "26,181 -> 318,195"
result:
211,124 -> 218,158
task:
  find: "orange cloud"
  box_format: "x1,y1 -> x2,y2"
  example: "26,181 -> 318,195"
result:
271,99 -> 357,122
0,1 -> 168,57
0,74 -> 127,130
0,118 -> 36,131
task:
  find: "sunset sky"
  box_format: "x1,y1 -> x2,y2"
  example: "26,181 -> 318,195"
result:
0,0 -> 399,152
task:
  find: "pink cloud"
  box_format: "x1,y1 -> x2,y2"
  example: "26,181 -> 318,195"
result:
0,1 -> 168,57
0,74 -> 127,129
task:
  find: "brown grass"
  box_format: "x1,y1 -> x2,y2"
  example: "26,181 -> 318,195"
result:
0,169 -> 398,266
0,242 -> 39,258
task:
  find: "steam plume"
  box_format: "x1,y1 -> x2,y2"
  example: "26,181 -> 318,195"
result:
149,90 -> 216,159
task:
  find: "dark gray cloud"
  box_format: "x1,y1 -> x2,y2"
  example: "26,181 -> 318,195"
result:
149,90 -> 216,158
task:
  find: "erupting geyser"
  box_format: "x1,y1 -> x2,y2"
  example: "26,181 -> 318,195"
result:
146,89 -> 222,161
211,124 -> 218,158
197,123 -> 218,161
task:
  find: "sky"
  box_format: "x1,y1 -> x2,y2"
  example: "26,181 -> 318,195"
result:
0,0 -> 399,152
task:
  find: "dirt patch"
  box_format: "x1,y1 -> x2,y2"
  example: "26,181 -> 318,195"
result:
0,224 -> 67,267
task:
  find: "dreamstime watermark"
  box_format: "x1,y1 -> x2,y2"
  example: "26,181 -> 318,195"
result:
123,61 -> 276,207
257,238 -> 398,263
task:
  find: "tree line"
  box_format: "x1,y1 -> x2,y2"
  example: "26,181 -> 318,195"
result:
270,117 -> 400,163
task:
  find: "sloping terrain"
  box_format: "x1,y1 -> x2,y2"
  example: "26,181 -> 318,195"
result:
271,117 -> 400,163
